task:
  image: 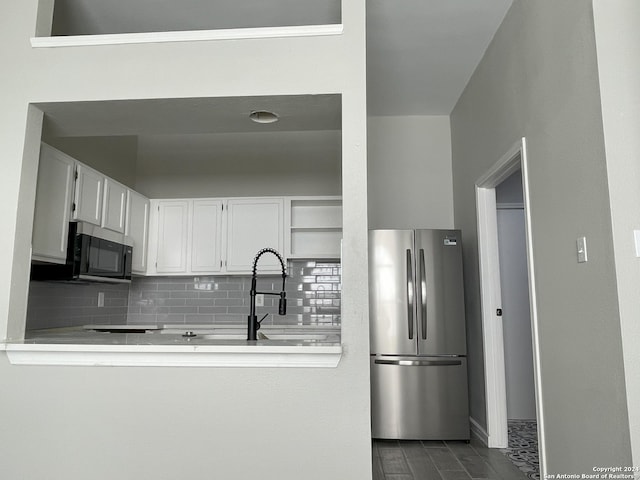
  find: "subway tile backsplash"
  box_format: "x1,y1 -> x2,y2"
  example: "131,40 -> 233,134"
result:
127,260 -> 341,326
26,281 -> 129,330
25,260 -> 341,330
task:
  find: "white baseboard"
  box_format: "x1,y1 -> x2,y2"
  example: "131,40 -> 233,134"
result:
470,417 -> 489,447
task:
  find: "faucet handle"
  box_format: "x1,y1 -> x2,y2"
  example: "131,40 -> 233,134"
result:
258,313 -> 269,325
278,294 -> 287,315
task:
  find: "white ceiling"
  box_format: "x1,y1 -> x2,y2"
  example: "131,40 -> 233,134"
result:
43,1 -> 513,162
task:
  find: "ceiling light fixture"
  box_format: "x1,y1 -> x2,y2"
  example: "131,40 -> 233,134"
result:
249,110 -> 279,124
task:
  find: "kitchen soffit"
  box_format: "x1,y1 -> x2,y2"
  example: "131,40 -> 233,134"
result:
37,95 -> 342,138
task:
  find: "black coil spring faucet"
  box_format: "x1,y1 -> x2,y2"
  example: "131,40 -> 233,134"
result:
247,248 -> 287,341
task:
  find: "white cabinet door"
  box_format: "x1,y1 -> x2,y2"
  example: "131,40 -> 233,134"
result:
102,179 -> 128,233
31,143 -> 75,264
73,164 -> 104,225
155,200 -> 189,273
191,200 -> 223,272
126,190 -> 150,274
225,198 -> 284,273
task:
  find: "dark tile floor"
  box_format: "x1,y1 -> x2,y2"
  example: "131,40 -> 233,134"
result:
372,438 -> 529,480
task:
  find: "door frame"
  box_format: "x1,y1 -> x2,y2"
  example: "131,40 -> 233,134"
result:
474,138 -> 546,472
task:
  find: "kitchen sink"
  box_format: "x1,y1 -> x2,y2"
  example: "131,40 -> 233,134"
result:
200,333 -> 331,341
199,333 -> 246,340
158,325 -> 339,342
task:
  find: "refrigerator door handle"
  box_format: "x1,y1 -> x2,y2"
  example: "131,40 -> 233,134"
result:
419,248 -> 427,340
406,249 -> 414,339
374,358 -> 463,367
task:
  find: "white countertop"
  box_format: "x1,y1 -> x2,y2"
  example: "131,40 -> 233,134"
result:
2,325 -> 342,368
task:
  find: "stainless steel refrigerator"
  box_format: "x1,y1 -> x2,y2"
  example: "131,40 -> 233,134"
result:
369,229 -> 470,440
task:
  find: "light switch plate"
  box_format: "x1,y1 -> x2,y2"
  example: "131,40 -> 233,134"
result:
97,292 -> 105,308
255,294 -> 264,307
577,236 -> 588,263
635,230 -> 640,258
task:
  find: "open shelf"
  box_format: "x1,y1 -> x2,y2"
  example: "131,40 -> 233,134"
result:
291,226 -> 342,231
287,197 -> 342,259
291,199 -> 342,228
291,230 -> 342,258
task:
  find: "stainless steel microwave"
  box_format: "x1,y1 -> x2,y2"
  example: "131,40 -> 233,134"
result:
31,222 -> 133,283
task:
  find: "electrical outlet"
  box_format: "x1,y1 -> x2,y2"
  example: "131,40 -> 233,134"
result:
255,294 -> 264,307
97,292 -> 105,308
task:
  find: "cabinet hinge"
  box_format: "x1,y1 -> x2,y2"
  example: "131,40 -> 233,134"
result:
220,260 -> 222,268
222,204 -> 224,211
74,171 -> 78,180
72,202 -> 76,212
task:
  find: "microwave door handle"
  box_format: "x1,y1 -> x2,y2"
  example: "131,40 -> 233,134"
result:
85,237 -> 92,272
406,249 -> 414,340
419,248 -> 427,340
125,246 -> 133,277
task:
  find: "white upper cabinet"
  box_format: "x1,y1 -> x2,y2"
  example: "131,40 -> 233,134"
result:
147,198 -> 283,275
102,178 -> 128,233
154,200 -> 190,274
73,163 -> 104,226
225,198 -> 284,273
126,190 -> 151,274
31,143 -> 75,264
31,144 -> 152,267
150,199 -> 223,275
191,200 -> 223,273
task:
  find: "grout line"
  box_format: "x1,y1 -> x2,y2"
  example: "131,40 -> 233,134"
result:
374,439 -> 532,480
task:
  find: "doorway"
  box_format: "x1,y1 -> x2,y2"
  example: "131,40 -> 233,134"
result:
496,172 -> 536,421
474,138 -> 546,475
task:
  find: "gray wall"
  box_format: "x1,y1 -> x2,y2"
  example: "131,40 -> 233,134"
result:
495,170 -> 523,205
135,131 -> 341,198
0,1 -> 370,479
450,0 -> 631,474
368,115 -> 454,229
593,0 -> 640,465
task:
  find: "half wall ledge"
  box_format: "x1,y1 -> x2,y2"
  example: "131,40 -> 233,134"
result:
1,343 -> 342,368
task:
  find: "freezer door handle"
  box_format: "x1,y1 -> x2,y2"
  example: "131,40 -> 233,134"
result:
406,249 -> 414,339
419,248 -> 427,339
374,358 -> 463,367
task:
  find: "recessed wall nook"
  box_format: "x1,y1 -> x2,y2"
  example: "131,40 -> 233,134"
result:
33,0 -> 343,47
